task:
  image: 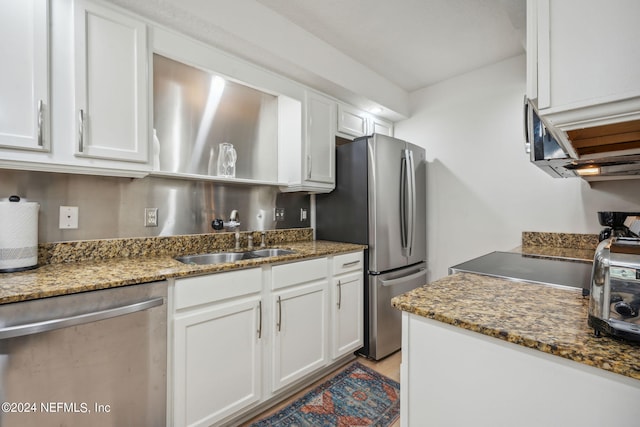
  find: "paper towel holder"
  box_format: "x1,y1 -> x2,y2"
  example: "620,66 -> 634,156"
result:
0,194 -> 40,273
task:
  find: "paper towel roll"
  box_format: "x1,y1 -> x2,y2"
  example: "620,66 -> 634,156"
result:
0,196 -> 39,271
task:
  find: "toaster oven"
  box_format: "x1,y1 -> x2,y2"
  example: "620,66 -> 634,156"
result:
589,237 -> 640,341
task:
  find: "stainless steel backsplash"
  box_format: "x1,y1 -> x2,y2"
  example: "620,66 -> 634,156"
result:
153,54 -> 278,181
0,170 -> 310,243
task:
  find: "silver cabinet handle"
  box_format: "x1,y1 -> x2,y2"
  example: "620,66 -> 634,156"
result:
337,280 -> 342,309
257,300 -> 263,339
523,96 -> 529,152
342,260 -> 361,268
37,100 -> 44,147
307,155 -> 312,179
78,109 -> 85,153
276,296 -> 282,332
0,297 -> 164,340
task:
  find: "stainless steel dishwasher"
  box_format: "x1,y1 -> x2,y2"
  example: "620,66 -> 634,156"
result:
0,281 -> 167,427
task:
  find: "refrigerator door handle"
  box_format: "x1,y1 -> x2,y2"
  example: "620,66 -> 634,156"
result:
400,151 -> 409,256
407,149 -> 416,257
379,268 -> 426,287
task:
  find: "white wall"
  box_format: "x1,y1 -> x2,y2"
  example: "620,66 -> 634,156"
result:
395,54 -> 640,281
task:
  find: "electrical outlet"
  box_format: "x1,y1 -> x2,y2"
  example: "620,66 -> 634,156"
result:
145,208 -> 158,227
59,206 -> 79,229
274,207 -> 285,222
300,208 -> 308,221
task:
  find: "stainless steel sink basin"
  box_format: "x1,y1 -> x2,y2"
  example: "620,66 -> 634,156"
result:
248,248 -> 296,257
175,252 -> 256,265
175,248 -> 296,265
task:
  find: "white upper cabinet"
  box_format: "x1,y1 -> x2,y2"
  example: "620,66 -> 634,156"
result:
337,104 -> 368,138
305,91 -> 335,187
369,115 -> 394,137
279,90 -> 336,193
0,0 -> 50,152
528,0 -> 640,130
337,104 -> 393,139
74,0 -> 149,163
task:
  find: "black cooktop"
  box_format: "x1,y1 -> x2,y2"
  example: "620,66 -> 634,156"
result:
449,251 -> 592,294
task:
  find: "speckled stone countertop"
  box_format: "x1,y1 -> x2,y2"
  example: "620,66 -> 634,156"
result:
0,228 -> 365,305
392,273 -> 640,381
516,231 -> 599,262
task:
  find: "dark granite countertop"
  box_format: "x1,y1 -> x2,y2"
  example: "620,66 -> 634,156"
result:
392,272 -> 640,381
0,229 -> 365,305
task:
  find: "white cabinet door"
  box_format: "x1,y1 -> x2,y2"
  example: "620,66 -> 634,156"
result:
173,295 -> 262,427
530,0 -> 640,124
332,271 -> 364,359
271,280 -> 328,392
337,104 -> 368,138
369,116 -> 394,137
0,0 -> 49,152
337,103 -> 394,138
305,91 -> 335,186
74,0 -> 149,163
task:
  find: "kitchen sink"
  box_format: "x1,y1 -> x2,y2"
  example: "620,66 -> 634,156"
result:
175,252 -> 255,265
175,248 -> 296,265
247,248 -> 296,257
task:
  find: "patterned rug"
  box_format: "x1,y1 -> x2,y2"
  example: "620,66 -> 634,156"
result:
250,362 -> 400,426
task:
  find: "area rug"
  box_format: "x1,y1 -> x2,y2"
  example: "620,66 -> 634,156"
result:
250,362 -> 400,426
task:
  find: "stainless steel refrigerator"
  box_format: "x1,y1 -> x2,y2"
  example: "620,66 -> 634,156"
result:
317,133 -> 427,360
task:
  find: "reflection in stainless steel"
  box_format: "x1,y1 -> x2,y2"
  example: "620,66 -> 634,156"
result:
153,54 -> 278,182
0,170 -> 310,243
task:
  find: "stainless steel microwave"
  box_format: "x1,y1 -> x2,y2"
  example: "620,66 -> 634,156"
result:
524,97 -> 640,180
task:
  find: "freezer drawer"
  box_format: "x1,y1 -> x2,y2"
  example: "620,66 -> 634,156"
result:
364,262 -> 427,360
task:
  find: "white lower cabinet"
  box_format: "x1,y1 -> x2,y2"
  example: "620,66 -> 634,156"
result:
172,268 -> 263,427
169,251 -> 363,426
271,257 -> 329,392
332,252 -> 364,358
401,312 -> 640,427
271,281 -> 328,391
332,271 -> 364,358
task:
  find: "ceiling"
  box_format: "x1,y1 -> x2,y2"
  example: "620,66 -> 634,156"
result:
109,0 -> 526,118
254,0 -> 526,92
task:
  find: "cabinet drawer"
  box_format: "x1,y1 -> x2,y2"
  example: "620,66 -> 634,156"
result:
272,257 -> 328,290
175,268 -> 261,310
333,252 -> 364,276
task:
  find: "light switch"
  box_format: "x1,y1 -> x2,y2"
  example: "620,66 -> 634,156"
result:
274,208 -> 285,222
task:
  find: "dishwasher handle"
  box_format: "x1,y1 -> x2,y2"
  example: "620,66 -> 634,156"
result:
0,296 -> 164,340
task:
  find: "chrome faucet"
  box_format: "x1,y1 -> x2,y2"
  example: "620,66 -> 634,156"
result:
226,210 -> 240,230
247,234 -> 254,250
212,210 -> 241,232
260,232 -> 266,248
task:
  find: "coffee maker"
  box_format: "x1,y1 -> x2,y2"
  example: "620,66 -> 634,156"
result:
597,211 -> 640,241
